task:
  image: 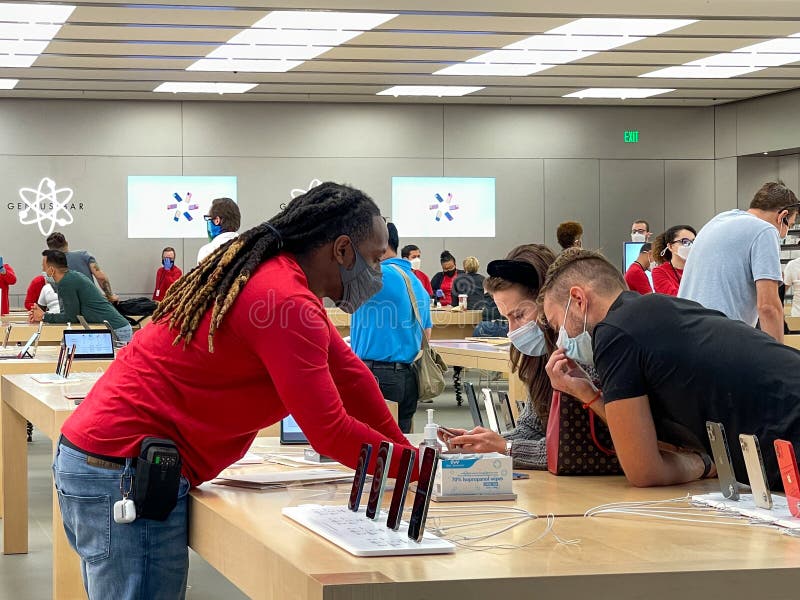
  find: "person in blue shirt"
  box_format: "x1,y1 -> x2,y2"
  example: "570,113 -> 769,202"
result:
351,222 -> 432,432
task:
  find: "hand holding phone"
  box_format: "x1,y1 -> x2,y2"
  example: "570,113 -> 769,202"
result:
437,426 -> 464,445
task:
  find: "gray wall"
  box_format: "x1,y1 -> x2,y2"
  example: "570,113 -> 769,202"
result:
0,99 -> 724,306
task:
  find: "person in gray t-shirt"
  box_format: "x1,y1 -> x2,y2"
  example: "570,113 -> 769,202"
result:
45,231 -> 118,302
678,181 -> 799,342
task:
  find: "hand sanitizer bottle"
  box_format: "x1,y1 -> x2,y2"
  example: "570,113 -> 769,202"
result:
418,409 -> 439,473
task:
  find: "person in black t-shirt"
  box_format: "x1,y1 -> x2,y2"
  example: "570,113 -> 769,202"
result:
539,248 -> 800,490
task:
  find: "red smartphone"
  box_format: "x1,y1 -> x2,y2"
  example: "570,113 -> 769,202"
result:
774,440 -> 800,518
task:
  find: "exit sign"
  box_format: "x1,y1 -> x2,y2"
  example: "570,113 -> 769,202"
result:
624,130 -> 640,143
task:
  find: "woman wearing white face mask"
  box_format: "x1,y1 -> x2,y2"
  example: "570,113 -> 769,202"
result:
438,244 -> 601,469
651,225 -> 696,296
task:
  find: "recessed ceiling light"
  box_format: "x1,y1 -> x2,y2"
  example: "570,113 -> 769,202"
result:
641,32 -> 800,79
154,82 -> 257,94
641,65 -> 765,78
187,11 -> 397,73
0,79 -> 19,90
0,3 -> 75,68
434,63 -> 553,77
439,18 -> 697,77
475,49 -> 595,65
564,88 -> 675,99
550,18 -> 697,36
377,86 -> 484,97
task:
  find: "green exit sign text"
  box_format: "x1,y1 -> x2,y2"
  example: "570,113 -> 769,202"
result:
624,130 -> 640,143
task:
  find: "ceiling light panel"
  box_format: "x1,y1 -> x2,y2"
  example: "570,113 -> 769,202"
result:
154,82 -> 257,94
378,85 -> 484,97
641,30 -> 800,79
187,11 -> 397,73
436,18 -> 697,77
642,65 -> 764,78
550,18 -> 697,36
435,63 -> 552,76
564,87 -> 675,99
0,3 -> 75,68
0,79 -> 19,90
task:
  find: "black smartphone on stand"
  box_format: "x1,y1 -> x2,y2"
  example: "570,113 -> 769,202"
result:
386,448 -> 415,531
407,446 -> 439,543
365,441 -> 393,520
347,443 -> 372,512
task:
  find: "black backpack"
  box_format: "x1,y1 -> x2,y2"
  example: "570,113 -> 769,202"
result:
115,297 -> 157,326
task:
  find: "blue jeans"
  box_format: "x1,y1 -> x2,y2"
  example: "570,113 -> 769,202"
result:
473,321 -> 509,337
53,442 -> 190,600
115,324 -> 133,343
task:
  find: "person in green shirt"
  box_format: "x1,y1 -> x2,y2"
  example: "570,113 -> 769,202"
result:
29,250 -> 132,343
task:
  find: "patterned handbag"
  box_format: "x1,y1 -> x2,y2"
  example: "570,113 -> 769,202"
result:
546,391 -> 622,475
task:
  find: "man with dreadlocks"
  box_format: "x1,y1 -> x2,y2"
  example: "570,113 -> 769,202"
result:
54,182 -> 419,599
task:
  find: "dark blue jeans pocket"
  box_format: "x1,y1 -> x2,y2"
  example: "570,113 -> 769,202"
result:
56,489 -> 111,564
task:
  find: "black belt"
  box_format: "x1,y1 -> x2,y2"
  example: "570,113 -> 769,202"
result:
363,359 -> 413,371
59,434 -> 132,469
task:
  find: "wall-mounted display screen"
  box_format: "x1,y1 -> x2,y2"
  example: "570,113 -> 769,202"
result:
391,176 -> 495,237
127,175 -> 237,238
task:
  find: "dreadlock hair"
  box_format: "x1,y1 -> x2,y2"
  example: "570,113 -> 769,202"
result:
152,182 -> 382,352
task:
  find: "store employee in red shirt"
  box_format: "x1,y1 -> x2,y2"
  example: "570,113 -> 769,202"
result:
624,243 -> 653,295
152,246 -> 183,301
54,183 -> 418,600
431,250 -> 464,306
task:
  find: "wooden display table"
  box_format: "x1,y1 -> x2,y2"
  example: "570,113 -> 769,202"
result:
431,339 -> 526,410
1,323 -> 109,346
326,307 -> 483,340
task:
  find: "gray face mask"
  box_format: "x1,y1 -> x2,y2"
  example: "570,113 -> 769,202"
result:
336,246 -> 383,314
42,270 -> 56,287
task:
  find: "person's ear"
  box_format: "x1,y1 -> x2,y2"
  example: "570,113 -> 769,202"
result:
213,216 -> 222,226
332,235 -> 354,268
568,286 -> 588,310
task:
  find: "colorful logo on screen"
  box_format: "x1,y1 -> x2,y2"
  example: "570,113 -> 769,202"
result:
429,192 -> 460,222
166,192 -> 199,222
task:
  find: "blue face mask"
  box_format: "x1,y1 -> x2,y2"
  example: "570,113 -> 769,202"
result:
556,296 -> 594,366
206,219 -> 223,241
162,257 -> 174,270
336,245 -> 383,314
507,320 -> 547,357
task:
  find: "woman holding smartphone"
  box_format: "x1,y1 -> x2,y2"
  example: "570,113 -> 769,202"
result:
439,244 -> 600,468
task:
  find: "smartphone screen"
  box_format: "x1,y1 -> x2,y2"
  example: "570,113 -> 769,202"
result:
775,440 -> 800,517
347,443 -> 372,512
407,446 -> 439,542
386,448 -> 415,531
365,441 -> 393,520
705,421 -> 739,500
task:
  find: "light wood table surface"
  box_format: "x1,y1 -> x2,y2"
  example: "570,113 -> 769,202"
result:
431,339 -> 526,410
326,307 -> 483,340
0,348 -> 111,516
7,377 -> 799,600
190,453 -> 800,600
1,372 -> 108,600
1,322 -> 109,345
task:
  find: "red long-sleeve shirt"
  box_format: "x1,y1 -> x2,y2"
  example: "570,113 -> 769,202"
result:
24,275 -> 45,310
624,262 -> 653,295
62,254 -> 415,486
413,269 -> 433,296
652,262 -> 683,296
152,266 -> 183,301
0,264 -> 17,315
